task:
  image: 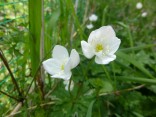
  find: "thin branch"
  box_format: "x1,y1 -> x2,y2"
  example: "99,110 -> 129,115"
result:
70,0 -> 79,48
25,67 -> 40,97
83,0 -> 89,25
38,0 -> 45,99
0,90 -> 19,101
68,78 -> 72,97
0,49 -> 22,98
7,82 -> 35,117
99,84 -> 145,96
45,79 -> 61,98
6,101 -> 55,117
8,102 -> 22,117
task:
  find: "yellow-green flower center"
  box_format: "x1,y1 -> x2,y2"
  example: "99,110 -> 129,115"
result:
61,64 -> 65,70
95,44 -> 103,52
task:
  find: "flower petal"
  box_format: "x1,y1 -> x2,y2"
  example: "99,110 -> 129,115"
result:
102,37 -> 121,54
81,41 -> 94,59
89,14 -> 98,22
51,71 -> 72,80
95,54 -> 116,64
52,45 -> 69,60
88,26 -> 116,44
69,49 -> 80,69
42,58 -> 61,76
51,58 -> 72,80
108,37 -> 121,54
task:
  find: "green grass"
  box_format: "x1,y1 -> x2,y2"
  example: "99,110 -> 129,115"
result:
0,0 -> 156,116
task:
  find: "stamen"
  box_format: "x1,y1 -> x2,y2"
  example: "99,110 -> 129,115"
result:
95,44 -> 103,52
61,64 -> 65,70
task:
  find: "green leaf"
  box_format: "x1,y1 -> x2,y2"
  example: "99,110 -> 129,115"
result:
86,100 -> 96,117
117,51 -> 154,79
99,81 -> 113,94
132,111 -> 144,117
115,76 -> 156,85
29,0 -> 43,76
89,78 -> 113,89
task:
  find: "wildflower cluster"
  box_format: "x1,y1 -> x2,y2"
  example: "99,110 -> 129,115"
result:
86,14 -> 98,29
136,2 -> 148,18
42,26 -> 121,90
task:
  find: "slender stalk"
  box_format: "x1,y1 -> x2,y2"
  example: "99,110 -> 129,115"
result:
29,0 -> 42,76
25,64 -> 40,97
29,0 -> 45,99
115,76 -> 156,85
45,79 -> 61,98
120,44 -> 156,52
102,66 -> 111,81
6,101 -> 55,117
99,84 -> 145,96
39,0 -> 45,99
68,78 -> 72,97
70,0 -> 79,48
0,90 -> 19,101
83,0 -> 89,25
0,49 -> 22,98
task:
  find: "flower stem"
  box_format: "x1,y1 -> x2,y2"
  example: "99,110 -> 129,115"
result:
0,49 -> 22,100
0,90 -> 19,102
102,66 -> 111,82
68,78 -> 72,97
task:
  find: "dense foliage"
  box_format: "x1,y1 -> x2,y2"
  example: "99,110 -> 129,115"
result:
0,0 -> 156,116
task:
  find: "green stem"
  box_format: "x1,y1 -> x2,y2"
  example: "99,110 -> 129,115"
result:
29,0 -> 42,76
112,76 -> 156,85
102,66 -> 111,81
68,78 -> 72,97
29,0 -> 45,99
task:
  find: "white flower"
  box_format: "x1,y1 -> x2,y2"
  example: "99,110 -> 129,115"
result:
141,12 -> 147,17
63,80 -> 74,91
86,24 -> 94,29
89,14 -> 98,22
42,45 -> 80,80
81,26 -> 121,64
136,2 -> 143,9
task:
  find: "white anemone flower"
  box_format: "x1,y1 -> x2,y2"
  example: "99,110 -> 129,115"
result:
136,2 -> 143,9
63,80 -> 74,91
89,14 -> 98,22
141,12 -> 147,17
86,24 -> 94,29
81,26 -> 121,64
42,45 -> 80,80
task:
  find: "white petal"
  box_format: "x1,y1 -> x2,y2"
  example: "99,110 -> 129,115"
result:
88,26 -> 116,44
52,45 -> 69,60
95,54 -> 116,64
89,14 -> 98,22
86,24 -> 94,29
136,2 -> 143,9
69,49 -> 80,69
51,71 -> 72,80
42,58 -> 61,76
142,12 -> 147,17
81,41 -> 94,59
106,37 -> 121,54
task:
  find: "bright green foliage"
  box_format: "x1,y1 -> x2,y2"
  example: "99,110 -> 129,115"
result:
29,0 -> 42,76
0,0 -> 156,116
